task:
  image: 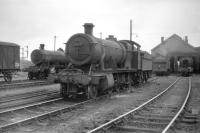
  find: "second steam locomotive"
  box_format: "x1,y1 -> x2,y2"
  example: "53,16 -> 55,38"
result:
25,44 -> 68,80
56,23 -> 152,99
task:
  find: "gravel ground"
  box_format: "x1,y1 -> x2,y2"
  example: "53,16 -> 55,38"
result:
12,72 -> 28,81
0,72 -> 28,82
7,76 -> 178,133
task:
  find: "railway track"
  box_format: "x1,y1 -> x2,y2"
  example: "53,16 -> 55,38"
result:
0,80 -> 51,90
0,92 -> 111,132
0,97 -> 73,132
88,77 -> 191,133
0,90 -> 60,110
168,75 -> 200,132
0,76 -> 175,132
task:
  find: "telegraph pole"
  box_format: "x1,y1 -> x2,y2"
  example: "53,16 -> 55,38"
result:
26,46 -> 28,59
20,46 -> 29,60
54,36 -> 56,51
130,19 -> 132,41
21,47 -> 24,60
25,45 -> 28,59
100,32 -> 102,39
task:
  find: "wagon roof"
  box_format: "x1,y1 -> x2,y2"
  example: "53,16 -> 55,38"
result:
0,41 -> 20,47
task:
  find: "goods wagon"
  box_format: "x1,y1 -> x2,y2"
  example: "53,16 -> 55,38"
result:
56,23 -> 153,99
24,44 -> 68,80
153,61 -> 170,76
152,55 -> 170,76
0,41 -> 20,81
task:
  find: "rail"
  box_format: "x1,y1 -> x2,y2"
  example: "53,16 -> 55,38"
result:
0,80 -> 56,90
0,97 -> 63,114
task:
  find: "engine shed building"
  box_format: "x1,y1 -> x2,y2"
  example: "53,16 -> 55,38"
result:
151,34 -> 200,73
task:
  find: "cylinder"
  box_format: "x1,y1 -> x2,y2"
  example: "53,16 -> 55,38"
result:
66,33 -> 127,66
31,49 -> 68,65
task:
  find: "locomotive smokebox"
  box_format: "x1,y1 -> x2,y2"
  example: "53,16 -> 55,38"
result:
83,23 -> 94,35
66,23 -> 128,66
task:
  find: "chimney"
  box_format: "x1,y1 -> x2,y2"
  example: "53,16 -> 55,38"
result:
161,37 -> 164,43
40,44 -> 45,50
185,36 -> 188,44
83,23 -> 94,35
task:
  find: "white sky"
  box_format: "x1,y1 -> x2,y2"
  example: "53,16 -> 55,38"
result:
0,0 -> 200,60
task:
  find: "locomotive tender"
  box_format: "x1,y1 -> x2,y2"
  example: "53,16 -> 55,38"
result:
57,23 -> 152,98
25,44 -> 68,80
0,41 -> 20,82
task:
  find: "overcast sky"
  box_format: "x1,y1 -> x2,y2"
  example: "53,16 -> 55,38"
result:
0,0 -> 200,60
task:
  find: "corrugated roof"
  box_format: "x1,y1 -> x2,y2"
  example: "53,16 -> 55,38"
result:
151,34 -> 198,56
0,41 -> 20,47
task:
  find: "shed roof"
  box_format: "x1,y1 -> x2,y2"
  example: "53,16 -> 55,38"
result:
195,46 -> 200,53
0,41 -> 20,47
151,34 -> 198,56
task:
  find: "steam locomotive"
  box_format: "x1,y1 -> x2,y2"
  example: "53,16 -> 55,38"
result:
24,44 -> 68,80
178,57 -> 193,76
56,23 -> 152,99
